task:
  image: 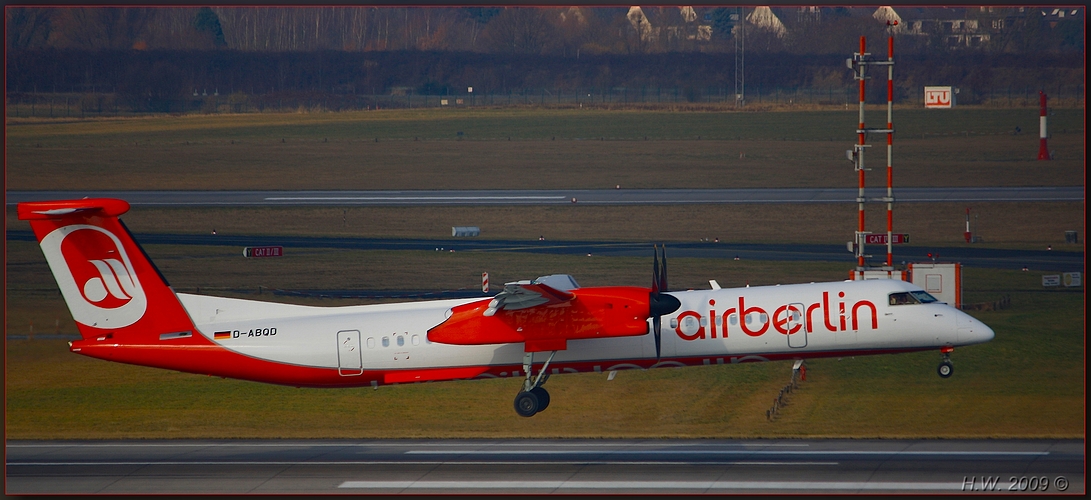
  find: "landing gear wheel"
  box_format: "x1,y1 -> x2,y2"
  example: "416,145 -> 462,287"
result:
514,391 -> 540,417
937,361 -> 953,378
530,387 -> 550,412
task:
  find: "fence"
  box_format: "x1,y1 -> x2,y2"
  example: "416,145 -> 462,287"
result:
6,85 -> 1084,117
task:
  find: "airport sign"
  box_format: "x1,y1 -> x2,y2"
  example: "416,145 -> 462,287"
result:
243,246 -> 284,258
865,234 -> 910,245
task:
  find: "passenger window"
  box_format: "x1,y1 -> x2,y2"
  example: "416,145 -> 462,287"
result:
670,318 -> 678,328
397,336 -> 405,347
729,314 -> 738,325
411,334 -> 420,346
699,317 -> 708,327
366,337 -> 376,349
382,337 -> 389,347
759,313 -> 768,324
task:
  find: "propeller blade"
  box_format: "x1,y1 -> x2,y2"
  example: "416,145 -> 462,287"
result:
648,244 -> 679,362
659,245 -> 668,292
651,245 -> 661,294
653,315 -> 662,360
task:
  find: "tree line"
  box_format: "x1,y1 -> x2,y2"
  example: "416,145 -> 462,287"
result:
7,6 -> 1084,55
6,48 -> 1082,113
6,7 -> 1082,113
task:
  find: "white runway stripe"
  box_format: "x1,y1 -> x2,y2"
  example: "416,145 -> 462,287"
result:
339,480 -> 963,490
265,196 -> 568,201
7,460 -> 838,466
406,449 -> 1049,457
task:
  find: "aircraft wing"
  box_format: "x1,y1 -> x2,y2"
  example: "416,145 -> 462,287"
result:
427,281 -> 651,353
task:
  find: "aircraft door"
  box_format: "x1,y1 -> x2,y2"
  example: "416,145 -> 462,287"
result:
337,330 -> 364,376
786,303 -> 807,348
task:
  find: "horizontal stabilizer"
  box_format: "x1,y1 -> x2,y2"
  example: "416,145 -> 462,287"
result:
17,198 -> 131,220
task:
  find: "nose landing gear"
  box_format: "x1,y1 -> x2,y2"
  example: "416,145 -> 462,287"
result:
937,345 -> 954,378
514,350 -> 556,417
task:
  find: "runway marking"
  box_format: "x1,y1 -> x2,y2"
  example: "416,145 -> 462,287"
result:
264,196 -> 568,201
6,461 -> 838,466
406,450 -> 1050,457
896,198 -> 1086,202
338,480 -> 964,491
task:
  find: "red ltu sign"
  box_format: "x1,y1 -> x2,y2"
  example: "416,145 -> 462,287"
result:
865,234 -> 910,245
243,246 -> 283,258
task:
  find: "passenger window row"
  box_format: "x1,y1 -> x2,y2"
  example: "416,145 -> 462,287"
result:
365,334 -> 424,349
669,313 -> 769,329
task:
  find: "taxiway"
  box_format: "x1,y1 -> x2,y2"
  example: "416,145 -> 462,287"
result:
5,186 -> 1084,206
5,439 -> 1083,494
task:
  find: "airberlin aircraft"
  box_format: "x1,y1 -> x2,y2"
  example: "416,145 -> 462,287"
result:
19,198 -> 994,417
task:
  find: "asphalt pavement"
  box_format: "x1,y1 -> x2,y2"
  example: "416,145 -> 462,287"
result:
6,439 -> 1083,494
7,230 -> 1083,273
6,186 -> 1085,206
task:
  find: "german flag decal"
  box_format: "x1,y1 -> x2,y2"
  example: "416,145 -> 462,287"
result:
214,331 -> 232,340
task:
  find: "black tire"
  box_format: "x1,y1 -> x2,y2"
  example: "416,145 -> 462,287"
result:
531,387 -> 550,412
937,361 -> 953,378
514,391 -> 539,417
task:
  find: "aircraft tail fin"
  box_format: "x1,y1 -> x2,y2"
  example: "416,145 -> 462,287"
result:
17,199 -> 196,343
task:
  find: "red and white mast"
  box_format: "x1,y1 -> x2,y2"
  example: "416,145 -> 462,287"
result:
856,36 -> 868,269
848,36 -> 895,274
964,207 -> 972,243
1038,91 -> 1050,160
884,36 -> 894,267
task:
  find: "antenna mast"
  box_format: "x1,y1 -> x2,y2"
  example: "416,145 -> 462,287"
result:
847,35 -> 896,275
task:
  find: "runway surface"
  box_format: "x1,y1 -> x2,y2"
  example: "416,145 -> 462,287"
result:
5,186 -> 1085,206
5,439 -> 1083,494
6,230 -> 1083,273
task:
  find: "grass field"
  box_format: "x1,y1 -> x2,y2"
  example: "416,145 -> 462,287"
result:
6,107 -> 1085,143
6,201 -> 1085,252
4,107 -> 1085,439
5,108 -> 1084,190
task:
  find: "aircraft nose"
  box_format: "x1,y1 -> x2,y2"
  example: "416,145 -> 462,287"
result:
957,311 -> 995,345
970,321 -> 995,344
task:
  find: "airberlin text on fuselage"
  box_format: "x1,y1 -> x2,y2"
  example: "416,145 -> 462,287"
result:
675,291 -> 877,341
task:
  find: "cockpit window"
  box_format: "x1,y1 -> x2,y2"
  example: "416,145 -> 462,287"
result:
889,291 -> 941,305
889,292 -> 914,305
910,291 -> 939,303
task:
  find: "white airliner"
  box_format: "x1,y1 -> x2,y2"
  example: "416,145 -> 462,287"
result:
18,198 -> 994,417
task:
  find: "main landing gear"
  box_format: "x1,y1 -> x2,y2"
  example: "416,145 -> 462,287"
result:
937,345 -> 954,378
514,351 -> 556,417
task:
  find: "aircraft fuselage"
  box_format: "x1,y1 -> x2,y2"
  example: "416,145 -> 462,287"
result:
70,279 -> 992,388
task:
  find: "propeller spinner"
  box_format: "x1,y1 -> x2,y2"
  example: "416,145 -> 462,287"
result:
649,244 -> 681,360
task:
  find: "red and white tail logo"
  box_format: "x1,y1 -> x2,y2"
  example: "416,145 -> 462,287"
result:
39,224 -> 148,328
20,198 -> 197,344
